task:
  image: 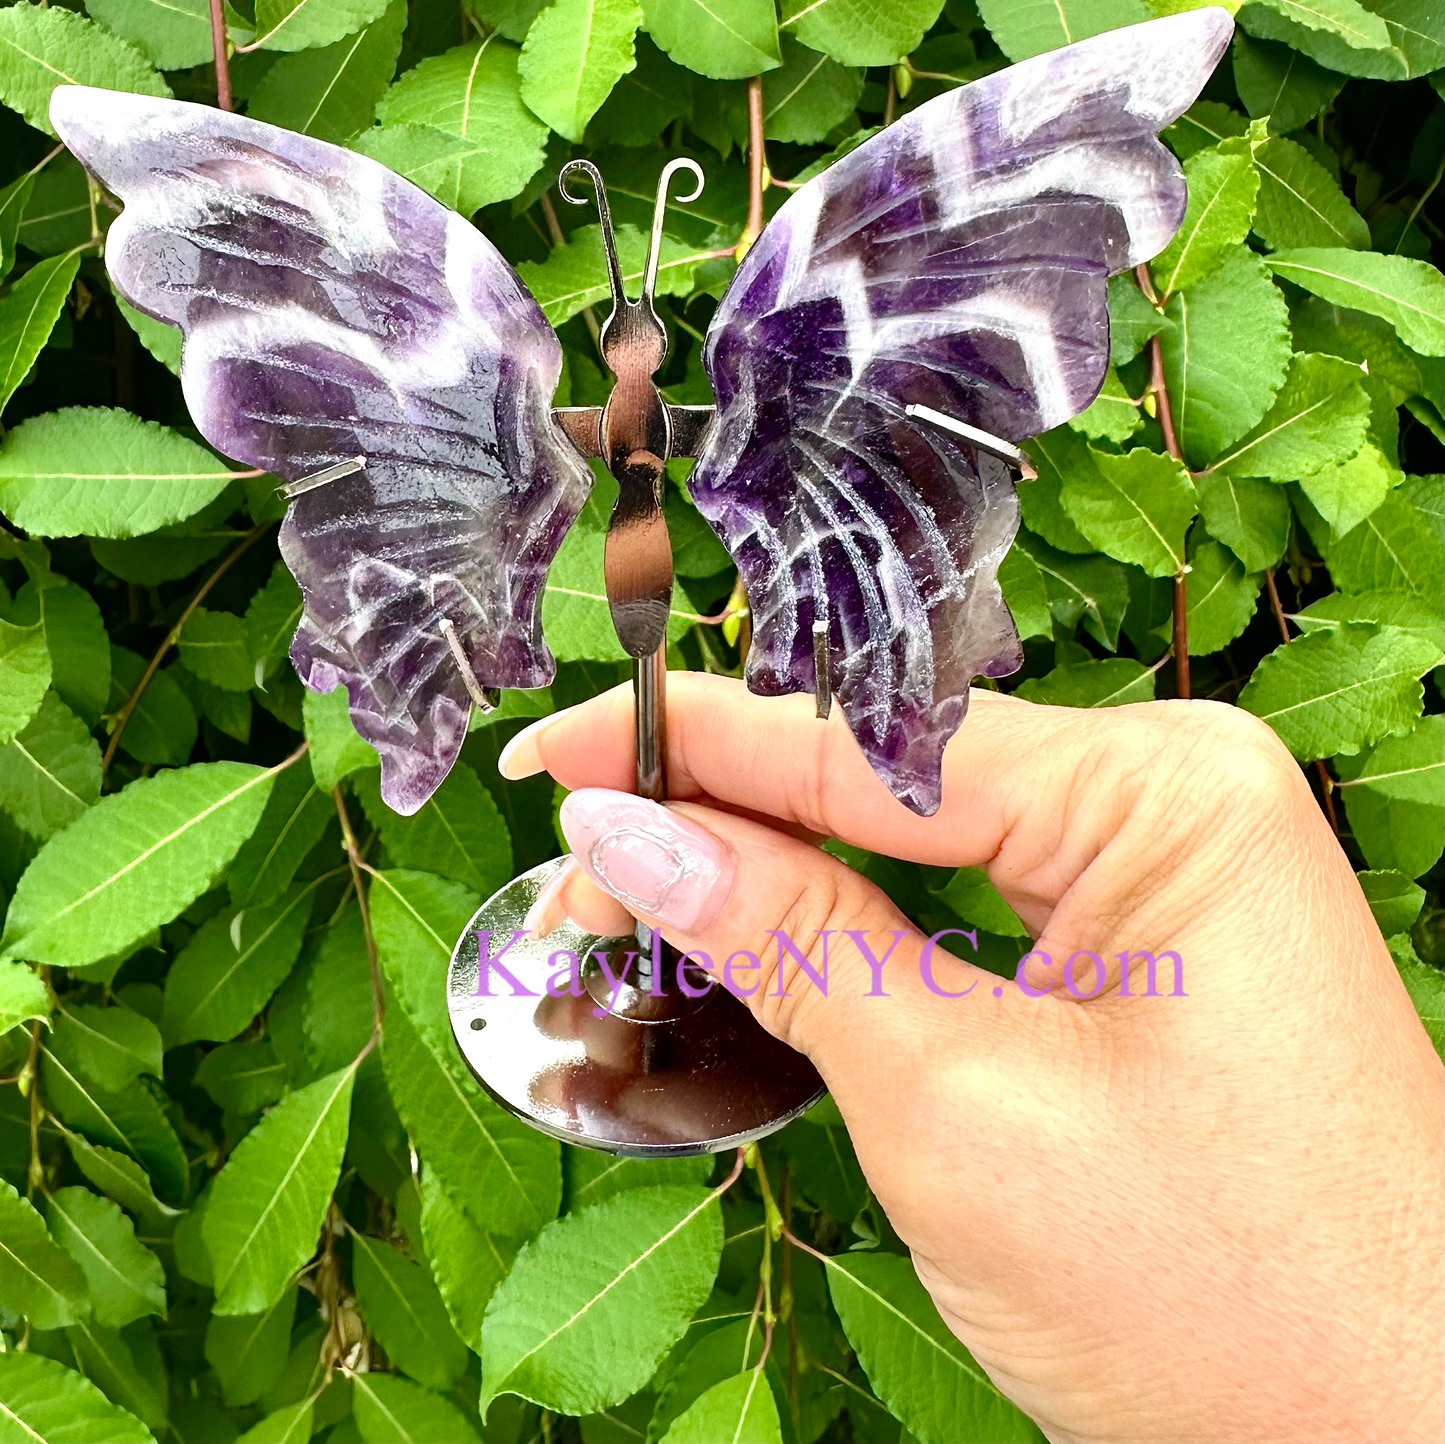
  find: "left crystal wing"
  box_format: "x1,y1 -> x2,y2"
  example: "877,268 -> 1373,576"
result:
690,10 -> 1233,814
50,86 -> 591,814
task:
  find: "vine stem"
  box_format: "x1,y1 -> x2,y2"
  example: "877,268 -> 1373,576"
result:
1265,569 -> 1340,835
739,76 -> 766,258
208,0 -> 233,111
334,787 -> 384,1033
1135,262 -> 1190,700
101,518 -> 272,775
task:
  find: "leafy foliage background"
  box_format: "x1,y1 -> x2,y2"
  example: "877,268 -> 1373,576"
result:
0,0 -> 1441,1437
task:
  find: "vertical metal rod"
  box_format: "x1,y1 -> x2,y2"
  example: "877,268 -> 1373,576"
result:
633,643 -> 668,985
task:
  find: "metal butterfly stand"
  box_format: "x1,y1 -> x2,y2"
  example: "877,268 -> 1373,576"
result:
444,160 -> 827,1156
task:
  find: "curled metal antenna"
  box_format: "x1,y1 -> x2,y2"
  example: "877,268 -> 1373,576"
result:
558,159 -> 624,313
643,158 -> 705,307
439,618 -> 497,714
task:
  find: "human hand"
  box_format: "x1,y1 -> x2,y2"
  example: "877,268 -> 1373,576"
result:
499,674 -> 1444,1444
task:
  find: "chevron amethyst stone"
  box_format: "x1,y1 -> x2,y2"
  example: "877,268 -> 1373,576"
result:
691,9 -> 1234,814
50,87 -> 591,815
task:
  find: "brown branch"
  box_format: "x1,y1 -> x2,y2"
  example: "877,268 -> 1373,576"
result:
334,787 -> 384,1034
739,76 -> 766,257
1264,569 -> 1340,836
1136,262 -> 1190,700
102,520 -> 273,775
208,0 -> 232,111
883,67 -> 897,127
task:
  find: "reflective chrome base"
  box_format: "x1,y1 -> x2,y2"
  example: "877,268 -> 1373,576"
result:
446,857 -> 825,1156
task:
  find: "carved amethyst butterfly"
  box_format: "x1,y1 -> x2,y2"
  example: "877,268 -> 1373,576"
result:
50,9 -> 1233,818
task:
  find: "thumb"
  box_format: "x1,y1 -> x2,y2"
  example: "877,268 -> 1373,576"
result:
552,787 -> 1032,1094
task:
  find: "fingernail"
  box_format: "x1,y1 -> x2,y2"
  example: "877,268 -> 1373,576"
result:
522,857 -> 578,939
559,789 -> 734,933
498,708 -> 569,780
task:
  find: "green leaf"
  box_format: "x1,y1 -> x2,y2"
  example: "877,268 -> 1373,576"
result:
1328,474 -> 1443,597
1296,442 -> 1400,541
84,0 -> 250,70
0,615 -> 50,748
480,1185 -> 724,1417
1357,868 -> 1425,935
0,1352 -> 153,1443
1265,249 -> 1444,356
1251,138 -> 1370,251
354,761 -> 511,896
0,173 -> 35,282
194,1039 -> 289,1115
0,957 -> 48,1033
0,408 -> 244,539
1014,533 -> 1131,650
229,764 -> 333,909
519,0 -> 642,141
997,544 -> 1052,642
1238,0 -> 1407,76
1393,940 -> 1443,1057
369,868 -> 562,1236
237,1400 -> 314,1444
252,0 -> 390,52
975,0 -> 1147,60
52,1002 -> 161,1092
116,296 -> 180,375
930,865 -> 1027,937
587,35 -> 694,146
177,607 -> 254,692
64,1318 -> 168,1436
351,1371 -> 483,1444
661,1369 -> 782,1444
649,1315 -> 768,1440
173,661 -> 252,745
1231,32 -> 1344,133
204,1061 -> 358,1315
351,1232 -> 468,1390
1173,538 -> 1260,655
1059,446 -> 1197,578
45,1186 -> 166,1327
0,3 -> 169,136
1295,589 -> 1443,649
1153,132 -> 1262,297
417,1165 -> 519,1350
1239,623 -> 1440,759
304,684 -> 379,792
1197,470 -> 1292,571
246,560 -> 303,687
518,223 -> 711,328
59,1127 -> 181,1228
825,1250 -> 1036,1443
205,1287 -> 297,1407
7,580 -> 112,727
1066,365 -> 1142,445
565,1147 -> 713,1208
642,0 -> 779,78
1107,273 -> 1167,367
1019,431 -> 1096,554
106,648 -> 197,768
0,690 -> 97,841
162,885 -> 315,1047
760,36 -> 862,144
0,249 -> 80,416
1015,657 -> 1156,707
1242,0 -> 1393,54
1335,714 -> 1444,877
2,759 -> 276,967
1369,0 -> 1443,75
16,154 -> 97,258
1162,247 -> 1292,468
781,0 -> 943,65
0,1177 -> 90,1329
1211,351 -> 1370,480
248,0 -> 405,141
370,38 -> 549,211
41,1047 -> 189,1203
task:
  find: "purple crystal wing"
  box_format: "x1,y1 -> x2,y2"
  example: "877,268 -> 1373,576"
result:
691,10 -> 1233,815
50,87 -> 591,815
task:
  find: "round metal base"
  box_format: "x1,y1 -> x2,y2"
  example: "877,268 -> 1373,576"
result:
446,858 -> 825,1156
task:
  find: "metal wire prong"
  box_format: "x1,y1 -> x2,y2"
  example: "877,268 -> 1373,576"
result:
812,619 -> 832,720
439,618 -> 496,714
558,158 -> 625,312
281,455 -> 366,500
643,158 -> 705,307
904,404 -> 1026,468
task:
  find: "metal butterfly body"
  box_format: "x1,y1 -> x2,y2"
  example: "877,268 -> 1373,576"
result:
50,8 -> 1233,817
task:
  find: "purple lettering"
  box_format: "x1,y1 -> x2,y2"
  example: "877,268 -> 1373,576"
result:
471,930 -> 536,997
920,929 -> 978,997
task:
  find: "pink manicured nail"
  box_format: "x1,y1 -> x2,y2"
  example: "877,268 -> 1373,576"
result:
559,789 -> 734,933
